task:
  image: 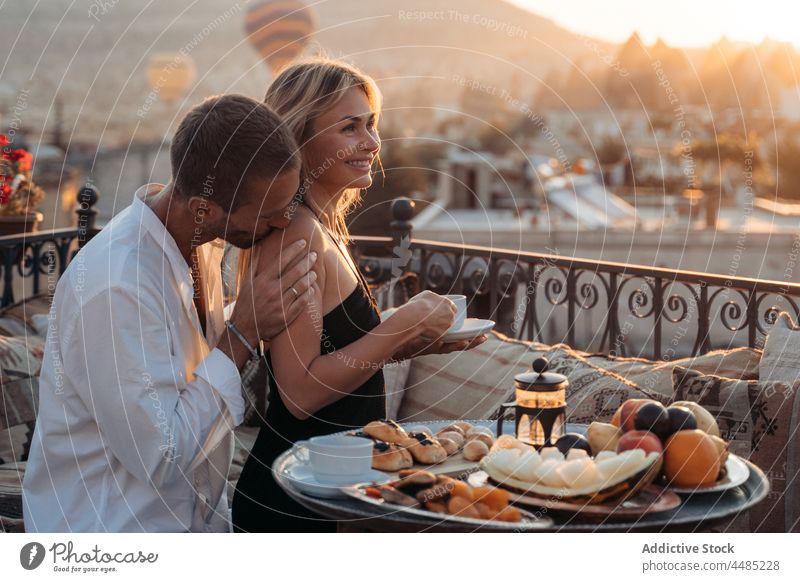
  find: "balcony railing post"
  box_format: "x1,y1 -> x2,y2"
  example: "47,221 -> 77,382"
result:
76,183 -> 99,249
608,272 -> 620,356
390,197 -> 414,279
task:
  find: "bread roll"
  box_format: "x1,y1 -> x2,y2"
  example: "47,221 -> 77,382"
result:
453,421 -> 474,433
394,470 -> 437,489
401,432 -> 448,465
363,419 -> 408,444
466,432 -> 494,449
438,424 -> 465,437
407,425 -> 433,437
466,426 -> 494,438
438,437 -> 460,456
463,439 -> 490,461
371,441 -> 413,471
437,431 -> 465,447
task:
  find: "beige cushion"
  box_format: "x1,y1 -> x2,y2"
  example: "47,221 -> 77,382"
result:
760,311 -> 800,385
398,331 -> 548,422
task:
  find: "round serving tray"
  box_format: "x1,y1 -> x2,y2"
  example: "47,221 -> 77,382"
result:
273,420 -> 770,532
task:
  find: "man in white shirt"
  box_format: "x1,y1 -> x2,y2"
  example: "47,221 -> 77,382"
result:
23,94 -> 315,532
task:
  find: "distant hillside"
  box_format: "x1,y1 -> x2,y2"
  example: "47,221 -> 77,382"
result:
0,0 -> 610,145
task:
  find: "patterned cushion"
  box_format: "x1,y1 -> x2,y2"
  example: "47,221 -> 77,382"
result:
0,335 -> 44,383
0,316 -> 31,338
747,380 -> 800,532
759,311 -> 800,386
587,347 -> 761,397
544,344 -> 670,424
398,331 -> 548,422
0,294 -> 52,330
0,424 -> 33,465
670,367 -> 800,532
671,367 -> 754,457
1,377 -> 38,466
0,461 -> 25,528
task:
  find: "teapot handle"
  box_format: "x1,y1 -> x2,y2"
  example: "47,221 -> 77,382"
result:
495,402 -> 516,437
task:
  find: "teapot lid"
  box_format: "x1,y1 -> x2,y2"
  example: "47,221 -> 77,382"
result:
514,357 -> 568,391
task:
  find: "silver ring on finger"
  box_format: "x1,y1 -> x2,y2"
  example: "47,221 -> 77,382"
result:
290,285 -> 299,298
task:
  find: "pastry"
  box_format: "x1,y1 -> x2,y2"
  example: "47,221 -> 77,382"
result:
407,425 -> 433,437
437,430 -> 465,447
401,432 -> 448,465
371,441 -> 413,471
463,439 -> 490,461
454,421 -> 474,433
363,419 -> 408,444
394,469 -> 437,489
416,482 -> 452,504
438,424 -> 465,437
375,485 -> 418,507
438,437 -> 460,456
466,432 -> 494,449
466,426 -> 494,438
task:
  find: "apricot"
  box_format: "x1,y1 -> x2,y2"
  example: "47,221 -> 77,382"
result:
472,486 -> 510,510
663,429 -> 722,488
449,480 -> 473,501
474,502 -> 493,520
425,500 -> 447,513
496,505 -> 522,523
447,496 -> 481,519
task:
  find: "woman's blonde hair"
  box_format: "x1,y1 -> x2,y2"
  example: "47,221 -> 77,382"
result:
266,56 -> 382,242
236,57 -> 382,293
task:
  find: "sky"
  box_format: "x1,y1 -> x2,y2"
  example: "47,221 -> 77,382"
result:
510,0 -> 800,47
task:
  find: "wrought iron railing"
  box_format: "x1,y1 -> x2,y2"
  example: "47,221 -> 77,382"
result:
352,198 -> 800,359
0,186 -> 99,307
3,190 -> 799,360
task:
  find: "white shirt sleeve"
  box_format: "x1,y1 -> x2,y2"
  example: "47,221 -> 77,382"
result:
63,284 -> 244,488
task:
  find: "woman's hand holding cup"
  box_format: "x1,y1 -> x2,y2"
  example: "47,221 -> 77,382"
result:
402,290 -> 457,339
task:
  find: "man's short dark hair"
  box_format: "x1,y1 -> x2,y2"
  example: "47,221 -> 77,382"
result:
170,94 -> 299,211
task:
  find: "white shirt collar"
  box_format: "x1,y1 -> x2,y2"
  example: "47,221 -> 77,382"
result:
132,183 -> 225,342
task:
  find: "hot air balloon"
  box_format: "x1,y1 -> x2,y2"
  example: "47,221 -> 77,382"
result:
146,52 -> 196,104
244,0 -> 315,74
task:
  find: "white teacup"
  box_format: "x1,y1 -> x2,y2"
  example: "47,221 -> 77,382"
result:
295,435 -> 373,484
443,294 -> 467,332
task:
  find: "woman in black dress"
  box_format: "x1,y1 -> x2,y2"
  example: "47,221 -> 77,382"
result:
232,58 -> 486,532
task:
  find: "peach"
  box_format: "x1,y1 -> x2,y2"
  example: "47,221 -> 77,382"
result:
616,430 -> 664,456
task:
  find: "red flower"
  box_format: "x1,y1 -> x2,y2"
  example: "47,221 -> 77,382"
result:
0,177 -> 11,206
0,134 -> 9,147
8,149 -> 32,171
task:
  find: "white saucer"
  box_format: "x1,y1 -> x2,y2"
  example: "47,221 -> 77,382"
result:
442,318 -> 495,342
280,464 -> 391,499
